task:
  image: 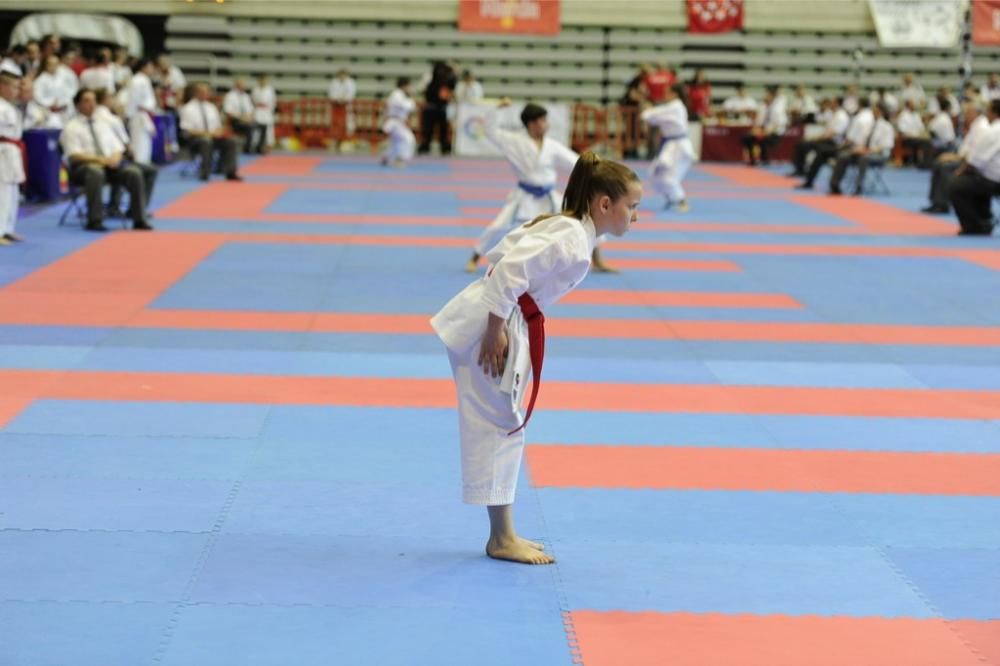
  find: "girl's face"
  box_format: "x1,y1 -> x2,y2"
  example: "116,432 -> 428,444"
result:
592,181 -> 642,237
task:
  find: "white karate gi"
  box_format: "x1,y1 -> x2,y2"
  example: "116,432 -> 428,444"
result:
382,88 -> 416,164
126,72 -> 157,164
641,99 -> 696,205
0,97 -> 24,238
432,214 -> 598,505
33,71 -> 72,128
472,109 -> 578,256
251,84 -> 276,147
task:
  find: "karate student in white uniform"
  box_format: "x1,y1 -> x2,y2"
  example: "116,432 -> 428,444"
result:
432,152 -> 642,565
0,63 -> 25,245
251,73 -> 276,151
33,54 -> 72,128
380,76 -> 416,167
642,84 -> 696,212
465,100 -> 579,272
125,58 -> 158,165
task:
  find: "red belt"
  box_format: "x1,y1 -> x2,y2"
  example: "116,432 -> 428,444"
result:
507,292 -> 545,435
0,136 -> 27,175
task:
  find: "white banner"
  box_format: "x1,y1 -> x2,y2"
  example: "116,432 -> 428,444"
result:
454,101 -> 571,157
867,0 -> 965,48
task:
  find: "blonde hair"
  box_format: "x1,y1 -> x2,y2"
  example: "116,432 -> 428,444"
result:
527,151 -> 638,226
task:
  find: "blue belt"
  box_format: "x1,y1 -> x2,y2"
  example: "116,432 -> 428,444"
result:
658,135 -> 687,150
517,181 -> 554,198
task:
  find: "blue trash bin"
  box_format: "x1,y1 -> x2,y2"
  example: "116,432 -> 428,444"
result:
23,128 -> 62,201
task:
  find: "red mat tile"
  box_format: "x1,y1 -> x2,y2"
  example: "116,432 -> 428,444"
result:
569,612 -> 995,666
527,445 -> 1000,495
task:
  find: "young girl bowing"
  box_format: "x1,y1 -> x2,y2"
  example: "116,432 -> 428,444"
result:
431,152 -> 642,565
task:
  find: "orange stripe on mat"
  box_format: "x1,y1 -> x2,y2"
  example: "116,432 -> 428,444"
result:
239,155 -> 325,176
790,194 -> 955,235
0,234 -> 225,326
3,370 -> 1000,419
698,164 -> 801,188
569,612 -> 999,666
608,258 -> 741,272
526,445 -> 1000,495
156,182 -> 288,219
0,396 -> 34,429
560,289 -> 801,309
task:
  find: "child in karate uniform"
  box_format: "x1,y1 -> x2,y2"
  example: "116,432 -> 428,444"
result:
381,77 -> 416,168
642,84 -> 696,211
432,152 -> 642,564
0,63 -> 24,245
465,100 -> 616,273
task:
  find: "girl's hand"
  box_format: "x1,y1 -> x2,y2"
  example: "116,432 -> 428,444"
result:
478,314 -> 508,377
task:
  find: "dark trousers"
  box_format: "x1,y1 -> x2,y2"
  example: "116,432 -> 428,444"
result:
792,138 -> 836,175
187,135 -> 239,179
228,118 -> 265,154
418,105 -> 450,154
928,159 -> 961,209
900,137 -> 925,166
70,163 -> 148,225
829,150 -> 879,193
802,142 -> 842,186
742,132 -> 781,164
947,170 -> 1000,235
109,162 -> 158,212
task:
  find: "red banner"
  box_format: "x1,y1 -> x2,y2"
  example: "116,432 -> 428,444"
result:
458,0 -> 560,36
688,0 -> 744,34
973,0 -> 1000,45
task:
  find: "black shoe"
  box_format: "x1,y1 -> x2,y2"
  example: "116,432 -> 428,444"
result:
225,173 -> 244,182
84,221 -> 108,232
133,221 -> 154,231
795,182 -> 813,190
786,170 -> 804,177
921,204 -> 949,214
828,187 -> 842,196
198,174 -> 210,181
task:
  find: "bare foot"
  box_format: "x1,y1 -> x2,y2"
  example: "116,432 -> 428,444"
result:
676,200 -> 690,213
486,537 -> 555,564
518,537 -> 545,551
592,260 -> 619,274
464,258 -> 479,273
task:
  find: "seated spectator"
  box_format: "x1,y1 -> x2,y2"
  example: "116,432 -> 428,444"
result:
841,84 -> 860,114
868,87 -> 899,116
798,97 -> 874,190
180,82 -> 242,181
946,98 -> 1000,235
919,97 -> 958,167
923,101 -> 989,214
722,84 -> 757,122
895,100 -> 926,165
980,73 -> 1000,103
60,88 -> 153,232
827,103 -> 895,195
223,77 -> 264,154
742,86 -> 787,166
788,96 -> 849,177
788,84 -> 818,124
927,86 -> 960,118
898,72 -> 926,109
96,88 -> 157,218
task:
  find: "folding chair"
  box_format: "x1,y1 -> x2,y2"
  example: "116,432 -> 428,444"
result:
57,161 -> 129,228
847,157 -> 891,196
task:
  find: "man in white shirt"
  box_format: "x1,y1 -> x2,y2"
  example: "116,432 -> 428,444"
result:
841,84 -> 860,115
946,99 -> 1000,235
917,96 -> 958,167
155,53 -> 186,111
923,102 -> 988,214
798,97 -> 875,189
927,86 -> 960,118
722,84 -> 757,121
328,69 -> 357,150
180,82 -> 241,181
899,73 -> 926,109
454,70 -> 484,105
96,88 -> 157,218
828,103 -> 895,195
980,73 -> 1000,103
223,77 -> 264,154
79,48 -> 115,95
789,96 -> 849,177
788,85 -> 818,124
742,86 -> 788,166
60,88 -> 153,232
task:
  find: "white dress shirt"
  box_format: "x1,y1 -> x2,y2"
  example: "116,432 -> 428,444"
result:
222,88 -> 254,119
454,80 -> 484,104
825,108 -> 850,141
328,77 -> 357,103
179,98 -> 223,134
844,108 -> 875,146
927,111 -> 956,147
895,109 -> 925,138
60,113 -> 125,159
865,118 -> 896,156
967,120 -> 1000,182
958,114 -> 989,158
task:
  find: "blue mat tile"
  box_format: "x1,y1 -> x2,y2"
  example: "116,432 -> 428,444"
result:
882,546 -> 1000,619
556,542 -> 934,617
0,531 -> 209,601
705,360 -> 923,388
0,477 -> 233,532
0,325 -> 111,346
537,489 -> 1000,548
0,601 -> 175,666
5,400 -> 271,438
267,189 -> 463,215
190,533 -> 559,609
98,328 -> 308,351
162,605 -> 572,666
0,344 -> 92,369
0,433 -> 255,479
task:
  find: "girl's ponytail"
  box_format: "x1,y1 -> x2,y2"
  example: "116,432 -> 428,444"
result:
561,151 -> 601,219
